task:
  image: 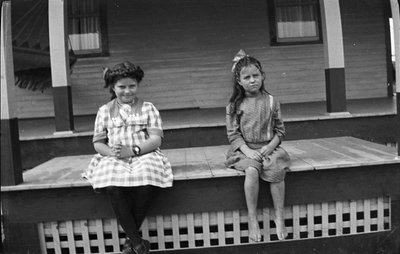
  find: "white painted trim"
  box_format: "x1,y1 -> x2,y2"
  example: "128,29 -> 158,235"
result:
53,130 -> 74,136
390,0 -> 400,93
48,0 -> 71,88
37,197 -> 391,252
1,1 -> 17,120
325,112 -> 351,117
319,0 -> 345,69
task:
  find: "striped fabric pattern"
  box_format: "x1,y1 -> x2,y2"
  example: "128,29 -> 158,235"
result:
226,92 -> 285,152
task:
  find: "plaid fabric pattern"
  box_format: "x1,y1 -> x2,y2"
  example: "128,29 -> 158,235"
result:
83,99 -> 173,189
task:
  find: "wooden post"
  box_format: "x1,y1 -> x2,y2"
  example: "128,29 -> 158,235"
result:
48,0 -> 74,133
384,0 -> 395,97
390,0 -> 400,156
319,0 -> 348,114
1,1 -> 22,186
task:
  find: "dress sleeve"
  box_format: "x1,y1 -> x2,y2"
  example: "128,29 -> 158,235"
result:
226,104 -> 246,151
92,106 -> 108,143
147,103 -> 164,137
273,101 -> 286,142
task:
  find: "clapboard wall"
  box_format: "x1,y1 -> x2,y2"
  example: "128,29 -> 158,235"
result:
14,0 -> 388,118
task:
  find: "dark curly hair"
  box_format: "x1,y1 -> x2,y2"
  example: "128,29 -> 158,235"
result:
103,61 -> 144,100
228,56 -> 267,114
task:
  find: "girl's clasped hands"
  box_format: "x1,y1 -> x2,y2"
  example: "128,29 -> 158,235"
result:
111,143 -> 134,158
241,145 -> 274,162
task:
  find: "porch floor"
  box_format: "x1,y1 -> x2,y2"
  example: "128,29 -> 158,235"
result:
18,97 -> 396,141
1,136 -> 398,192
2,137 -> 399,254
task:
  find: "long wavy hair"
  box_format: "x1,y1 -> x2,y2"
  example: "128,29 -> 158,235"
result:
103,61 -> 144,100
229,56 -> 267,114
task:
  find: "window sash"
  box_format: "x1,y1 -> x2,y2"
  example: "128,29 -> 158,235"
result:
273,0 -> 320,44
68,0 -> 101,54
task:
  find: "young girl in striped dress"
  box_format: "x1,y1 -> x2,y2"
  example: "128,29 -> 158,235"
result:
83,61 -> 173,254
226,50 -> 290,242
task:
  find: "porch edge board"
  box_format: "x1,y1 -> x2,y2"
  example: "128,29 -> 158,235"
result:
2,163 -> 400,224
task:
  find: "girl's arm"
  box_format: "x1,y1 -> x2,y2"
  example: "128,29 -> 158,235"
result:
226,105 -> 246,151
105,134 -> 162,158
272,102 -> 285,140
100,134 -> 161,159
260,134 -> 280,156
94,141 -> 117,157
261,101 -> 285,156
93,107 -> 119,157
227,105 -> 263,161
130,102 -> 162,156
134,134 -> 161,155
240,144 -> 263,162
116,134 -> 161,158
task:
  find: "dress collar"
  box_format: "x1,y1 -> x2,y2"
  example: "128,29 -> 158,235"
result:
107,97 -> 144,118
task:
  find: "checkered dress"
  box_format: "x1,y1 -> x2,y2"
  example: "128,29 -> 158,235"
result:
83,99 -> 173,190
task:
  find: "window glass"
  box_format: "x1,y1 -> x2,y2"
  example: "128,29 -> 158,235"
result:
271,0 -> 321,44
68,0 -> 105,55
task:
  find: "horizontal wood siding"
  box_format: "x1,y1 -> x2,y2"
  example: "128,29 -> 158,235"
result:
340,0 -> 387,99
14,0 -> 387,118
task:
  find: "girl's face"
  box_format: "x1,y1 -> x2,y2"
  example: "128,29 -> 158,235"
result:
238,65 -> 264,96
113,78 -> 138,104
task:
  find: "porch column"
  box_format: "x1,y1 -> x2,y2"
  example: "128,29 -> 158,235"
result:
48,0 -> 74,133
390,0 -> 400,156
1,1 -> 23,186
319,0 -> 347,113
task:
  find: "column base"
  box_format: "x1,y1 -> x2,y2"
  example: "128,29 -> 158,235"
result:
53,86 -> 74,132
324,111 -> 351,118
53,130 -> 75,136
1,118 -> 22,186
325,68 -> 346,113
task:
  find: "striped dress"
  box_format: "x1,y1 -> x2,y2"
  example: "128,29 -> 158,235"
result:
225,91 -> 290,182
83,98 -> 173,190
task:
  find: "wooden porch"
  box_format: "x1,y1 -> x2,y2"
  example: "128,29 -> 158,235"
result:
2,137 -> 400,253
2,0 -> 400,253
17,97 -> 400,170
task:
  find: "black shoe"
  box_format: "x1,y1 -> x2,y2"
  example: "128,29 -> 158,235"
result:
121,239 -> 133,254
132,239 -> 150,254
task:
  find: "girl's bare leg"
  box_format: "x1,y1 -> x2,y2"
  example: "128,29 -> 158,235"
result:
244,167 -> 262,242
270,181 -> 287,240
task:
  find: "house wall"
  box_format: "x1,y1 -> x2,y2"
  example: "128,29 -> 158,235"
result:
14,0 -> 388,118
340,0 -> 388,99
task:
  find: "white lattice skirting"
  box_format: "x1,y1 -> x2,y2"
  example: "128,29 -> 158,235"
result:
39,196 -> 391,254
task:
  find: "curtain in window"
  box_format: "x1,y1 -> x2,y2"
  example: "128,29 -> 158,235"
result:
275,0 -> 318,40
68,0 -> 100,52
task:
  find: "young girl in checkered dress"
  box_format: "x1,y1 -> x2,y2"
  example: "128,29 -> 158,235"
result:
83,61 -> 173,254
226,50 -> 290,242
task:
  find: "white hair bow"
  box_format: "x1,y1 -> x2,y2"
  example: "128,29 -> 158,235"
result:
231,49 -> 247,72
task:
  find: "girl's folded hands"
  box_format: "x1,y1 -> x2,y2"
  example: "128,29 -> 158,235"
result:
260,144 -> 273,157
111,144 -> 134,158
241,146 -> 263,162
